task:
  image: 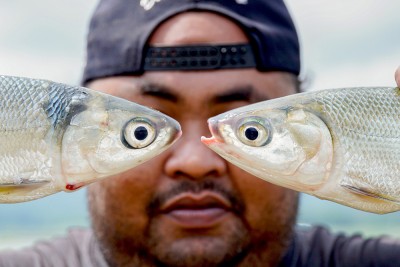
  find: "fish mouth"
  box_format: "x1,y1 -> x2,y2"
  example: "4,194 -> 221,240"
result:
163,116 -> 182,144
172,129 -> 182,143
201,118 -> 224,146
159,192 -> 233,228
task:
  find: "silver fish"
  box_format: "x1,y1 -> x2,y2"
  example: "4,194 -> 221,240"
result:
0,75 -> 181,203
202,87 -> 400,214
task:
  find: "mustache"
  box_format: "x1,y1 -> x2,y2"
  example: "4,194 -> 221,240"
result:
147,179 -> 245,215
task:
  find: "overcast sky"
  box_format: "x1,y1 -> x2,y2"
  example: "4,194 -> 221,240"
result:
287,0 -> 400,90
0,0 -> 398,90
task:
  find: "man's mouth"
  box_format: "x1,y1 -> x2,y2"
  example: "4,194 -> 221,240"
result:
159,191 -> 233,229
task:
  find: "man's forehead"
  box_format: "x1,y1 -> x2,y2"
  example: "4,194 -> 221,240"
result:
148,12 -> 249,45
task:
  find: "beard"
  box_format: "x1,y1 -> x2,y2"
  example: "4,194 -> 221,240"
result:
88,179 -> 299,267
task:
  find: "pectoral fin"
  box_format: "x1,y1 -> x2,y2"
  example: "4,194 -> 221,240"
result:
341,184 -> 400,204
0,178 -> 50,188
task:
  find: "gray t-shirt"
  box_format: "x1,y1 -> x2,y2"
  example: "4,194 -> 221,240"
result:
0,228 -> 107,267
279,226 -> 400,267
1,226 -> 400,267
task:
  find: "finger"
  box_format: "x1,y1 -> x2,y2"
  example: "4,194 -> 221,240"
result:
396,66 -> 400,87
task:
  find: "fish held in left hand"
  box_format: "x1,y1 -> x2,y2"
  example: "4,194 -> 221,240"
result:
202,87 -> 400,214
0,75 -> 181,203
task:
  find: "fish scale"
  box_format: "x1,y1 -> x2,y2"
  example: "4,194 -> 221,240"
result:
312,88 -> 400,200
0,76 -> 81,187
0,77 -> 50,130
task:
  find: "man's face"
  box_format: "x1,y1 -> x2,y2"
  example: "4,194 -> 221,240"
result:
87,12 -> 299,267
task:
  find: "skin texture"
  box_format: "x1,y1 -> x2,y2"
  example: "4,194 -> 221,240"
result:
396,66 -> 400,87
87,12 -> 299,267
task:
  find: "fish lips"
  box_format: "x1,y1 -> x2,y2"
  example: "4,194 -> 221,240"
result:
201,118 -> 225,145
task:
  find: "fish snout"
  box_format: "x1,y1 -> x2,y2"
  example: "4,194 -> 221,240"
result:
201,118 -> 225,145
164,116 -> 182,144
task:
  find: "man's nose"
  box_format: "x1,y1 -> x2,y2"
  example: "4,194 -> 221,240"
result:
164,123 -> 227,180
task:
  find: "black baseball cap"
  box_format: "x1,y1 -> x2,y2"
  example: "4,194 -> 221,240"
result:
82,0 -> 300,84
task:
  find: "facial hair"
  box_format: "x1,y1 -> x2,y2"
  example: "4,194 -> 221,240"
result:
88,179 -> 299,267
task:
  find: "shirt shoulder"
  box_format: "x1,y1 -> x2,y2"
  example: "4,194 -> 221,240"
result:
280,225 -> 400,267
0,228 -> 108,267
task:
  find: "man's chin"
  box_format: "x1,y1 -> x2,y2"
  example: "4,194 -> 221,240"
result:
95,216 -> 292,267
141,213 -> 250,267
148,233 -> 250,267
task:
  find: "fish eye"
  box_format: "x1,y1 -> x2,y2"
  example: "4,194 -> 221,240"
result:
122,118 -> 157,149
236,117 -> 272,147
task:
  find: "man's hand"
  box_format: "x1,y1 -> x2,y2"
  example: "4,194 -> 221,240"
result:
396,66 -> 400,87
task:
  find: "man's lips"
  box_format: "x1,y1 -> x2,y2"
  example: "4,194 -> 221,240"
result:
159,192 -> 232,228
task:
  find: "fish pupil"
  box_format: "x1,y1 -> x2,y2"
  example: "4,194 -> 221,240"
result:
245,127 -> 258,141
134,126 -> 148,140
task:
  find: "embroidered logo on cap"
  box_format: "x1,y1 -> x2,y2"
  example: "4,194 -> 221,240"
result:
140,0 -> 161,10
140,0 -> 247,11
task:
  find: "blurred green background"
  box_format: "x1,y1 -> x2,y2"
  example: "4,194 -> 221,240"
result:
1,0 -> 400,249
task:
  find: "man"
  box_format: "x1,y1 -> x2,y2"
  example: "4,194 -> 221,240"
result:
85,1 -> 299,266
1,0 -> 400,266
